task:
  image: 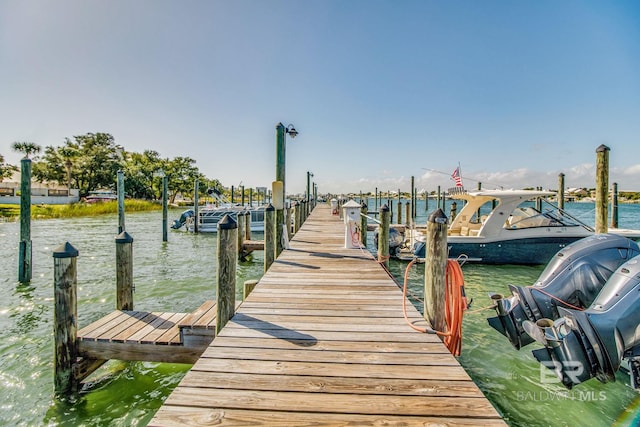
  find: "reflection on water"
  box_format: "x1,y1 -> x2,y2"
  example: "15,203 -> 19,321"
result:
1,203 -> 639,426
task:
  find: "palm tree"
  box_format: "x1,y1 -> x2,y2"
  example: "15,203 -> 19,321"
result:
58,146 -> 78,191
12,141 -> 42,159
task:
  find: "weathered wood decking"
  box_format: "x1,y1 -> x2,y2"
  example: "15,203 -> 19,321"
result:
149,204 -> 505,426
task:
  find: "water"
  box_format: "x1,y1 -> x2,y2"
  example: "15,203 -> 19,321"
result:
1,202 -> 640,426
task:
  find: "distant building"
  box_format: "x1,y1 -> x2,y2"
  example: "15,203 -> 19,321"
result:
0,171 -> 79,204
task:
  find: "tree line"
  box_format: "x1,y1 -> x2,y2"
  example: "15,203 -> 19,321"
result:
1,132 -> 223,203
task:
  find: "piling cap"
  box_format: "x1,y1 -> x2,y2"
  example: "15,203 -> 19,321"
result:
218,214 -> 238,230
379,204 -> 389,213
115,231 -> 134,243
52,242 -> 79,258
360,201 -> 368,209
596,144 -> 610,153
428,208 -> 448,224
265,203 -> 275,211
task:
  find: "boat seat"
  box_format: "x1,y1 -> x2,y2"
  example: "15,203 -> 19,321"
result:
460,226 -> 469,236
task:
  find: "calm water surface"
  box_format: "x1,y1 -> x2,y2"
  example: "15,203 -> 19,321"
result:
1,202 -> 639,426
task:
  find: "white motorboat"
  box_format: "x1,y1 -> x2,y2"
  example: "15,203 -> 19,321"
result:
409,189 -> 640,264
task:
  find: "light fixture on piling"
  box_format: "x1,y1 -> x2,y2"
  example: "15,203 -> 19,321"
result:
285,124 -> 298,138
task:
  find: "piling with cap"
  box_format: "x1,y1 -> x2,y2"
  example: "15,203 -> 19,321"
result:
216,214 -> 238,333
115,231 -> 134,310
424,208 -> 448,334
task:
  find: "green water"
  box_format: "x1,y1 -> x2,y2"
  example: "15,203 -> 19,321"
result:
2,203 -> 640,426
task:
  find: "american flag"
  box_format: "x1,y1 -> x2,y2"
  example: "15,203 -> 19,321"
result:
452,167 -> 463,187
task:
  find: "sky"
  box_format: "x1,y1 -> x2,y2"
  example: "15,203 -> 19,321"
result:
1,0 -> 640,194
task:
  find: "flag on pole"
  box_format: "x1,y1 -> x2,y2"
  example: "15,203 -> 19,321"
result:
452,167 -> 463,187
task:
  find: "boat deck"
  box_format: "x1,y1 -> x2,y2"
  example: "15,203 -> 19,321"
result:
149,204 -> 504,426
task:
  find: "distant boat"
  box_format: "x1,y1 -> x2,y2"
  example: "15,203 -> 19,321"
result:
85,190 -> 117,203
407,189 -> 640,265
171,187 -> 265,233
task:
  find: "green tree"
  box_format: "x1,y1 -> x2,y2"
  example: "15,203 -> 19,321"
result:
163,156 -> 201,204
11,141 -> 41,159
122,150 -> 164,199
0,154 -> 18,181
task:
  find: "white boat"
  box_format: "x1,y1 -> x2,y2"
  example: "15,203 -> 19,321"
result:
84,190 -> 117,203
408,189 -> 640,264
171,187 -> 268,233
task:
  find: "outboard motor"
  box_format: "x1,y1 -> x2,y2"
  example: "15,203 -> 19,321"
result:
529,255 -> 640,389
488,234 -> 640,349
171,209 -> 194,229
373,226 -> 405,256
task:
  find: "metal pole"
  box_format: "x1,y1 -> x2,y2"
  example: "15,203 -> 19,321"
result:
162,176 -> 168,242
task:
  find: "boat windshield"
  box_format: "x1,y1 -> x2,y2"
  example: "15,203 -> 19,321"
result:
505,207 -> 581,229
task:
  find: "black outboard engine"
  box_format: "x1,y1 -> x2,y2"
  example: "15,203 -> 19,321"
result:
488,234 -> 640,349
171,209 -> 194,229
529,255 -> 640,389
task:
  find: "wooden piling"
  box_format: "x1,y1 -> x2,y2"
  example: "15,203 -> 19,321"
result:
360,202 -> 368,247
378,204 -> 390,268
595,144 -> 610,234
244,209 -> 251,241
237,210 -> 246,260
264,204 -> 275,273
18,158 -> 32,283
216,214 -> 237,333
117,170 -> 125,234
115,231 -> 134,310
292,201 -> 300,233
397,200 -> 403,224
424,208 -> 448,334
53,242 -> 79,396
611,182 -> 618,228
193,179 -> 199,233
411,175 -> 416,219
558,173 -> 565,210
405,200 -> 411,227
243,279 -> 259,300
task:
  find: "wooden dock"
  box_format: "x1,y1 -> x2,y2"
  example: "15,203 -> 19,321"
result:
149,204 -> 504,426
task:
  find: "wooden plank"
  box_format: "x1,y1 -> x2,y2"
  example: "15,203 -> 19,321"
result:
177,370 -> 484,397
162,387 -> 499,418
77,310 -> 125,340
150,406 -> 506,427
177,300 -> 215,327
78,340 -> 202,364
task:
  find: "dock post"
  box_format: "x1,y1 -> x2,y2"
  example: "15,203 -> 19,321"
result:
397,200 -> 403,224
244,209 -> 251,241
241,185 -> 245,206
115,231 -> 134,310
375,187 -> 378,211
611,182 -> 618,228
53,242 -> 79,396
193,179 -> 199,233
405,201 -> 411,227
231,185 -> 234,204
243,279 -> 259,300
18,158 -> 32,283
360,202 -> 368,247
378,204 -> 390,268
424,208 -> 448,334
162,175 -> 168,242
216,214 -> 237,333
292,201 -> 300,233
595,144 -> 610,234
411,175 -> 416,219
264,203 -> 275,273
437,186 -> 441,209
450,201 -> 457,222
237,210 -> 246,260
117,170 -> 125,234
558,173 -> 565,210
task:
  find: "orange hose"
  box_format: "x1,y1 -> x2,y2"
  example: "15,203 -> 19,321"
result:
402,258 -> 467,356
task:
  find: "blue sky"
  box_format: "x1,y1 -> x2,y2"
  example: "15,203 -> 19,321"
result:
1,0 -> 639,194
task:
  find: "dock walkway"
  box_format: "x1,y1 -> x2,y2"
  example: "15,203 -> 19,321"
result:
150,204 -> 504,426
